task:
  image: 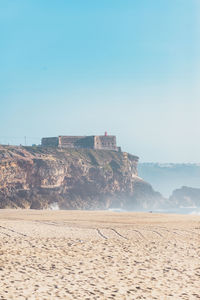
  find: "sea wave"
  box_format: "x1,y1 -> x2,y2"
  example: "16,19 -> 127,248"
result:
189,210 -> 200,215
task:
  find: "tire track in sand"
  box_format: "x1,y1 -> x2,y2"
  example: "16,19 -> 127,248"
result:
96,229 -> 108,239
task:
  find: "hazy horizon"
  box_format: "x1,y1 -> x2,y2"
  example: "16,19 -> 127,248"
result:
1,1 -> 200,163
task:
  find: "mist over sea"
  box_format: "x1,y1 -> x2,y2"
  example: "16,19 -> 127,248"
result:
138,163 -> 200,198
153,207 -> 200,215
109,207 -> 200,215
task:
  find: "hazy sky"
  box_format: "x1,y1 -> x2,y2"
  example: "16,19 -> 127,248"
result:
1,0 -> 200,162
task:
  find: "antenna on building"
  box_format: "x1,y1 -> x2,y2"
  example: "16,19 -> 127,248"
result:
24,136 -> 27,146
104,131 -> 108,136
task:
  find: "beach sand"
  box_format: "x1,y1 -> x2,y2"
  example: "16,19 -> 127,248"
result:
0,209 -> 199,299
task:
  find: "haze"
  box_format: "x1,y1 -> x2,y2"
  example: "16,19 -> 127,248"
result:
1,0 -> 200,162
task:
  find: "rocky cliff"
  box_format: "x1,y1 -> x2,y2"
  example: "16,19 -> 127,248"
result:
169,186 -> 200,207
0,145 -> 164,210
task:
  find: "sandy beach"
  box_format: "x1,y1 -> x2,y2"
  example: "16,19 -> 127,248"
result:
0,210 -> 199,300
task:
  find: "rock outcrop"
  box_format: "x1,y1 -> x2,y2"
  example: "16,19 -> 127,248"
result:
169,186 -> 200,207
0,145 -> 164,210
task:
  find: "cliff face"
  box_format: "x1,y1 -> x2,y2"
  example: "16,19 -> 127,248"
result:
169,186 -> 200,207
0,145 -> 163,210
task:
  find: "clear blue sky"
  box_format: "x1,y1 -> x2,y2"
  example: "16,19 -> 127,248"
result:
1,0 -> 200,162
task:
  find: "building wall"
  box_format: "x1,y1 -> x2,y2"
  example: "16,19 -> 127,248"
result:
58,136 -> 95,148
74,136 -> 95,148
41,137 -> 59,147
94,136 -> 117,151
58,136 -> 85,148
41,135 -> 118,151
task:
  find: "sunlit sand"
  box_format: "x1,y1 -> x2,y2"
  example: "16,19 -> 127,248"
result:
0,210 -> 199,299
